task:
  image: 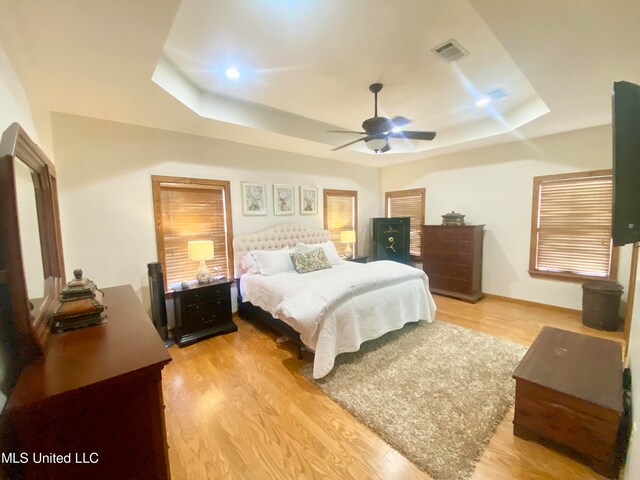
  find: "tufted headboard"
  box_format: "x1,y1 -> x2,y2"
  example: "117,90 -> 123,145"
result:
232,224 -> 330,278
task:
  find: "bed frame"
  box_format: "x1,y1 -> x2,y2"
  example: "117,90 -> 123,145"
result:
233,224 -> 331,358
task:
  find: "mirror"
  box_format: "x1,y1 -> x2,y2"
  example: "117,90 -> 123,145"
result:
14,160 -> 45,308
0,123 -> 65,403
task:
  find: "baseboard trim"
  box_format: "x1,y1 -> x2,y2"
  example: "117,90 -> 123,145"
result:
483,293 -> 581,315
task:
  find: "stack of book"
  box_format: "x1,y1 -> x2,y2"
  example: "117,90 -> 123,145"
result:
53,269 -> 106,332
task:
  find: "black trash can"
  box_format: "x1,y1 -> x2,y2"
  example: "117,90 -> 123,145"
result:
581,280 -> 623,331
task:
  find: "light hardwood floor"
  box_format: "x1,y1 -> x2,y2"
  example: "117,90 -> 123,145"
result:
163,294 -> 625,480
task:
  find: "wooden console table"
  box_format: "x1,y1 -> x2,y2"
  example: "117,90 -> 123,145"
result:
513,326 -> 624,478
1,285 -> 172,479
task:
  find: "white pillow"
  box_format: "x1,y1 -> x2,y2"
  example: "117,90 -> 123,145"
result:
296,241 -> 343,265
241,251 -> 260,274
252,248 -> 296,276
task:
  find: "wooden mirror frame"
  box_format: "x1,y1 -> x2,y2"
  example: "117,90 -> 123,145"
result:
0,123 -> 65,395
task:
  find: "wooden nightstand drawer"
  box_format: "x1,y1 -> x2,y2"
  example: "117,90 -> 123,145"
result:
181,283 -> 229,305
183,298 -> 231,332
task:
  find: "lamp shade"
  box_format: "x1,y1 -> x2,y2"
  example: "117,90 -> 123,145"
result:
340,230 -> 356,243
188,240 -> 214,261
365,137 -> 387,151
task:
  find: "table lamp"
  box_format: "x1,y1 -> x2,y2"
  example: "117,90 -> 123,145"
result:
340,230 -> 356,259
188,240 -> 214,284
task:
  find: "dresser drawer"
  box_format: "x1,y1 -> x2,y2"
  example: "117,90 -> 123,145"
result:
426,227 -> 473,241
424,240 -> 473,260
424,261 -> 471,281
428,275 -> 471,294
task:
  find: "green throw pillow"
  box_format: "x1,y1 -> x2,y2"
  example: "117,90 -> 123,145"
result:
290,248 -> 332,274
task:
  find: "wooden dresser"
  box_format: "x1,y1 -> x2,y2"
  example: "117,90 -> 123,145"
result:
513,327 -> 624,478
173,278 -> 236,347
1,285 -> 172,480
421,225 -> 484,302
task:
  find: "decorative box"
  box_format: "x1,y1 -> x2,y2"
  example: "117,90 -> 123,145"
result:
441,211 -> 466,226
53,269 -> 106,332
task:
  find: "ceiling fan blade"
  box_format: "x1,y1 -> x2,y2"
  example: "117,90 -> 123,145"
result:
327,130 -> 366,134
391,116 -> 412,127
380,144 -> 391,153
331,137 -> 365,151
390,130 -> 436,141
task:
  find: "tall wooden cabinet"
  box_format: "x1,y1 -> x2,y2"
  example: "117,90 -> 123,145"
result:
1,285 -> 172,479
421,225 -> 485,302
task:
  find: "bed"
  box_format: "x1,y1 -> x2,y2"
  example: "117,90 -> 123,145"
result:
233,224 -> 437,378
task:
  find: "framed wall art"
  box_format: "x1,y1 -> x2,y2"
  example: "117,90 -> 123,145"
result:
273,184 -> 295,216
299,186 -> 318,215
241,182 -> 267,216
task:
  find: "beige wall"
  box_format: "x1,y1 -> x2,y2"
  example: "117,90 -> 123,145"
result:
381,125 -> 632,310
51,113 -> 382,308
0,42 -> 39,144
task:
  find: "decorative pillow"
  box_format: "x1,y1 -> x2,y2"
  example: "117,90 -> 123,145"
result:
295,241 -> 342,265
252,248 -> 295,276
290,248 -> 332,274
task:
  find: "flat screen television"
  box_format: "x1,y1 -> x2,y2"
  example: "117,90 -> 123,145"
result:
612,80 -> 640,246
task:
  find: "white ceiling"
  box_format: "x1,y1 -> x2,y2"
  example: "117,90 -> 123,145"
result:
1,0 -> 640,167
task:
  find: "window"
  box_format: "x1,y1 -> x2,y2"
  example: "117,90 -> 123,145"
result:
152,176 -> 234,289
323,189 -> 357,257
529,170 -> 616,280
385,188 -> 426,259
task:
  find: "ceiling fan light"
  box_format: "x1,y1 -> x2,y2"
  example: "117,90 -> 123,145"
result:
365,137 -> 388,151
225,67 -> 240,79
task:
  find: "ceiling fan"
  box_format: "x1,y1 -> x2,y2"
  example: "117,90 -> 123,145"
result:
330,83 -> 436,153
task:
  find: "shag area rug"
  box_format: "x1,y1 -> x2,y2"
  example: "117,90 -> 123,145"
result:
301,320 -> 527,480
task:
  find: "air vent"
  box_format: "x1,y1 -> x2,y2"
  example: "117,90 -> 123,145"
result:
487,88 -> 508,100
432,39 -> 469,63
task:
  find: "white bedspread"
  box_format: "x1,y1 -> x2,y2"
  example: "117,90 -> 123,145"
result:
240,261 -> 437,378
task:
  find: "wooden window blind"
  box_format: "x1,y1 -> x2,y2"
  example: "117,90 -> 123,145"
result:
323,189 -> 358,257
385,188 -> 426,259
529,170 -> 616,280
152,176 -> 234,290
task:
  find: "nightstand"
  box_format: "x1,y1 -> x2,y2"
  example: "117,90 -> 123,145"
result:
172,277 -> 236,347
347,255 -> 369,264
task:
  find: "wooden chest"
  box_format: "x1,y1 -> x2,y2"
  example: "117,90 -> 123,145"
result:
421,224 -> 484,302
513,327 -> 624,478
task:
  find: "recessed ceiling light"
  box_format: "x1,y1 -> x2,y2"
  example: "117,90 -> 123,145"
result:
225,67 -> 240,79
475,97 -> 491,107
